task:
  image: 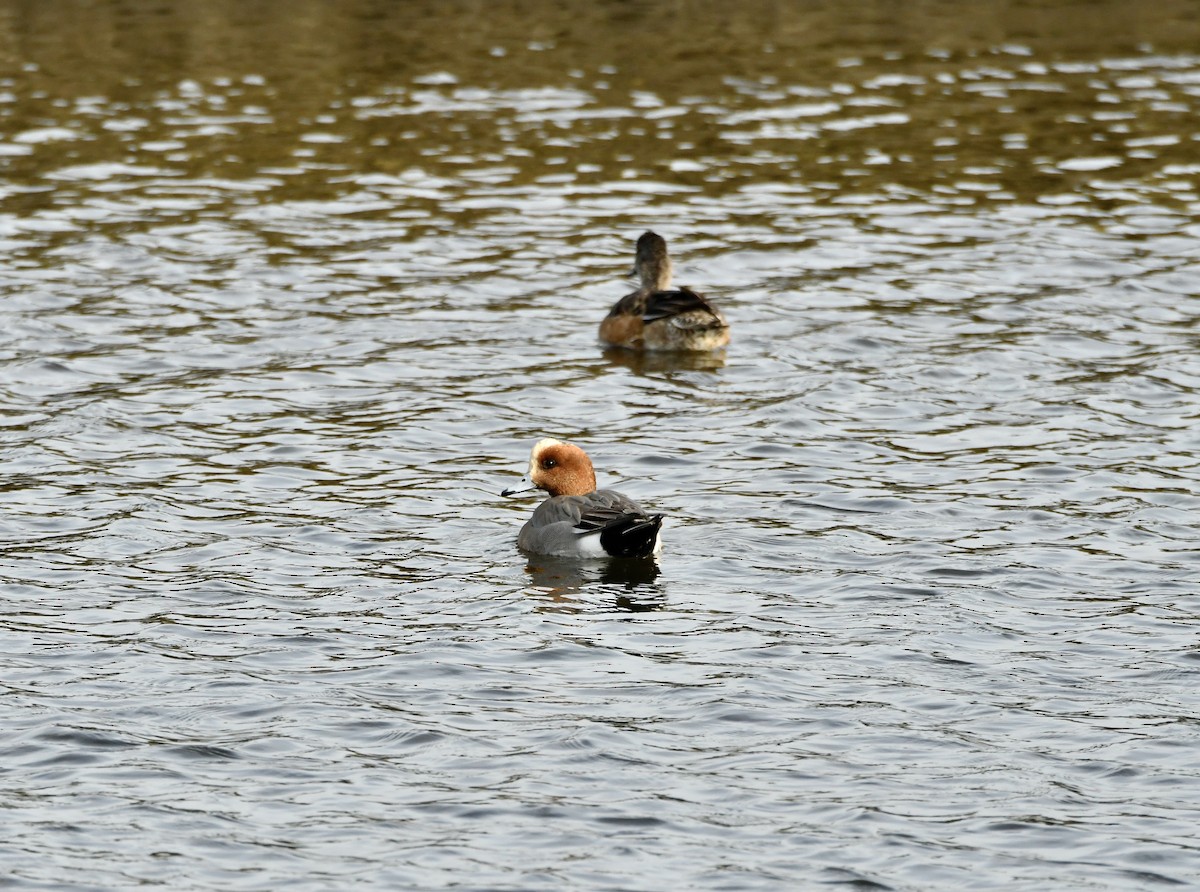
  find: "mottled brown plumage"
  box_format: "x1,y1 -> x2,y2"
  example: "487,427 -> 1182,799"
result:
599,231 -> 730,351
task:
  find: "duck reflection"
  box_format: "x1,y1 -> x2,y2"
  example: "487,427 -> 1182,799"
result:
601,346 -> 727,375
523,554 -> 664,612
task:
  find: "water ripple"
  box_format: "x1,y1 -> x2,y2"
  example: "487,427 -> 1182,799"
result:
3,2 -> 1200,890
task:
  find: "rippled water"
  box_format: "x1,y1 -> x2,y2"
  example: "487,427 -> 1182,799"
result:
3,1 -> 1200,888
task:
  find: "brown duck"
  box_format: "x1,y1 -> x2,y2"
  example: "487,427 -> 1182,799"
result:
599,231 -> 730,351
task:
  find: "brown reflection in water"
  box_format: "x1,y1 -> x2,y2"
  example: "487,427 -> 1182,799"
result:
4,0 -> 1198,91
1,0 -> 1198,207
601,346 -> 727,376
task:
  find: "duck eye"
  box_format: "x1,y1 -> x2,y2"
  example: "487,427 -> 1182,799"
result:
541,458 -> 557,469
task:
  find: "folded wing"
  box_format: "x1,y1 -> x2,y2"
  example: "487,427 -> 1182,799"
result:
642,287 -> 728,331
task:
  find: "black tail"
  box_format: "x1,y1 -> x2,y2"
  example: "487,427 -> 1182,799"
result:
599,514 -> 664,558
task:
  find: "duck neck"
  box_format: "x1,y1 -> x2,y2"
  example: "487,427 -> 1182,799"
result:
641,256 -> 673,291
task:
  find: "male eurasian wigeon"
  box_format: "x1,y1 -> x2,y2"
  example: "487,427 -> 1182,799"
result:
599,231 -> 730,351
502,438 -> 664,558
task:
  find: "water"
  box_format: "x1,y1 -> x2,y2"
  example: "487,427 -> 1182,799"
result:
3,1 -> 1200,888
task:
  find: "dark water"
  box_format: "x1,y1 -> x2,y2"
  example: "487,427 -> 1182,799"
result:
3,1 -> 1200,888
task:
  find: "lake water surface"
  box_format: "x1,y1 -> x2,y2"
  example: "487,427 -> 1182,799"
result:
3,1 -> 1200,889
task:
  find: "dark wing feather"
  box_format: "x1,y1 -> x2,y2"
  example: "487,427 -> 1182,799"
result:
573,495 -> 663,559
573,503 -> 636,534
598,513 -> 664,558
642,287 -> 724,324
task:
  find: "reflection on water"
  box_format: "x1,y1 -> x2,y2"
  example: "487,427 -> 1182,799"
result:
4,0 -> 1200,210
523,554 -> 664,611
601,346 -> 728,375
3,1 -> 1200,890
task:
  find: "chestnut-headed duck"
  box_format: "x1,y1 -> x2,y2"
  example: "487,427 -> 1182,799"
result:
599,231 -> 730,352
501,438 -> 664,558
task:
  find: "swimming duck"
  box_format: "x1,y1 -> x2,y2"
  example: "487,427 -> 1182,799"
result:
599,231 -> 730,351
502,438 -> 664,558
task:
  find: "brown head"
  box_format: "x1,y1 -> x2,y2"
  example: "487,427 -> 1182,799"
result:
632,231 -> 673,291
528,438 -> 597,497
